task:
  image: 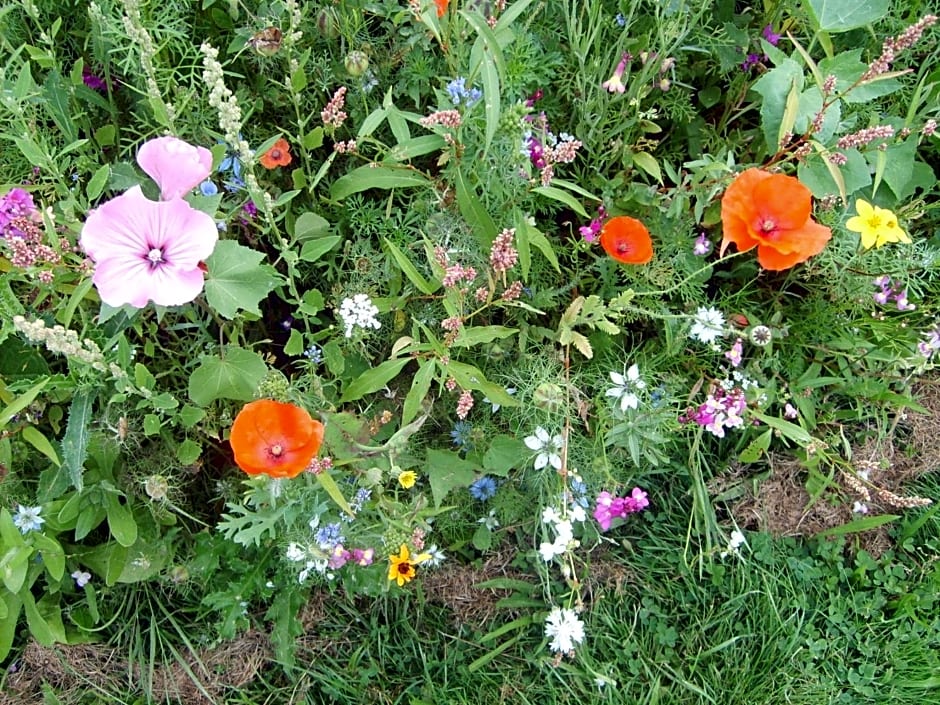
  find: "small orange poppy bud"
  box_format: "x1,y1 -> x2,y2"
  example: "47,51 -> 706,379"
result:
230,399 -> 323,479
599,216 -> 654,265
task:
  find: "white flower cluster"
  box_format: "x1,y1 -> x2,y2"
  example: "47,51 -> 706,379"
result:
544,607 -> 585,655
538,504 -> 585,562
285,542 -> 329,583
339,294 -> 381,337
719,529 -> 746,558
14,316 -> 108,371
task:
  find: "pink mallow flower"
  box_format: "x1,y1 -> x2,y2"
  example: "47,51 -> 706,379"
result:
593,488 -> 649,531
80,186 -> 218,307
137,136 -> 213,201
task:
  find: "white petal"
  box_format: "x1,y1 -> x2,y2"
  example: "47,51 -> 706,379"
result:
535,426 -> 550,443
605,386 -> 624,399
524,435 -> 543,451
534,453 -> 549,470
626,364 -> 640,381
621,393 -> 638,412
609,371 -> 626,386
549,453 -> 562,470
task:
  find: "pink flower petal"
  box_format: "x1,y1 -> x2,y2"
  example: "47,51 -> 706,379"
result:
79,186 -> 218,308
137,136 -> 213,200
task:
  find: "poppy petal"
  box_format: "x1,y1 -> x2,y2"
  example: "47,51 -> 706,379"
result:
752,174 -> 812,231
719,168 -> 767,256
756,221 -> 831,270
599,216 -> 654,264
230,399 -> 323,478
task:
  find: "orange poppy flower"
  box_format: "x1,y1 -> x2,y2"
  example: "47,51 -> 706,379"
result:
435,0 -> 449,17
719,168 -> 832,271
599,216 -> 654,265
230,399 -> 324,479
259,138 -> 292,169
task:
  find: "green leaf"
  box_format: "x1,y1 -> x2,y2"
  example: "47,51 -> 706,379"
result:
106,494 -> 137,547
204,241 -> 280,319
61,389 -> 94,491
402,360 -> 436,427
316,471 -> 353,516
178,405 -> 206,428
483,435 -> 527,477
329,165 -> 429,201
751,411 -> 813,445
806,0 -> 889,32
518,218 -> 560,274
31,533 -> 64,581
303,126 -> 324,150
752,59 -> 804,152
86,165 -> 110,201
738,429 -> 773,463
456,168 -> 498,247
299,235 -> 342,263
188,347 -> 268,406
875,138 -> 917,200
0,545 -> 31,594
383,238 -> 437,294
632,152 -> 663,184
20,426 -> 60,466
176,439 -> 202,465
426,449 -> 478,506
446,361 -> 519,407
472,523 -> 493,551
339,358 -> 411,404
452,325 -> 517,348
0,591 -> 21,662
293,212 -> 330,240
818,514 -> 899,537
533,186 -> 589,218
0,378 -> 48,428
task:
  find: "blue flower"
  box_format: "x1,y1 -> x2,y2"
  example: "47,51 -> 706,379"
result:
12,505 -> 44,534
569,478 -> 589,508
469,475 -> 498,501
314,522 -> 344,550
304,345 -> 323,363
199,180 -> 219,197
446,77 -> 482,107
450,421 -> 474,449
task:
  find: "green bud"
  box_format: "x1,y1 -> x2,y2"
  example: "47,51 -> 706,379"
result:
345,51 -> 369,77
533,382 -> 565,411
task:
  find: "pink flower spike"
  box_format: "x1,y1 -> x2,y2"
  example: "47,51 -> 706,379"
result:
137,136 -> 213,200
80,186 -> 218,308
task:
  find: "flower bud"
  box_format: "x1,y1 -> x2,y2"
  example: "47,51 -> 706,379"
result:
345,51 -> 369,77
316,8 -> 339,38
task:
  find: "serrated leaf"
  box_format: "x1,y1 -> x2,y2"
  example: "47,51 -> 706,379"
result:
188,347 -> 268,406
483,435 -> 527,477
176,439 -> 202,465
61,390 -> 94,491
204,241 -> 280,319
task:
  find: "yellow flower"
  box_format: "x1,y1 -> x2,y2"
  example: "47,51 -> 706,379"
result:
387,544 -> 430,587
845,199 -> 911,250
397,470 -> 418,489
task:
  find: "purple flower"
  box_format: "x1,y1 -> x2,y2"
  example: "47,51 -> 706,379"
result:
0,188 -> 37,235
82,67 -> 108,92
693,233 -> 712,256
741,53 -> 762,71
762,25 -> 781,46
79,186 -> 218,308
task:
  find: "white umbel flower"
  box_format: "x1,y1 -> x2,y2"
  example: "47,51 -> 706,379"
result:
524,427 -> 563,470
544,607 -> 585,654
689,306 -> 726,344
338,294 -> 381,337
605,363 -> 645,411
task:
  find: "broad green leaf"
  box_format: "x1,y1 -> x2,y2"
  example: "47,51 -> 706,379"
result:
339,358 -> 411,403
738,429 -> 773,463
106,494 -> 137,547
389,135 -> 446,160
383,238 -> 437,295
632,152 -> 663,185
446,361 -> 519,407
0,546 -> 31,593
22,591 -> 55,646
751,411 -> 813,445
357,107 -> 387,138
483,435 -> 527,477
292,212 -> 330,240
204,241 -> 280,319
178,405 -> 206,428
61,389 -> 94,491
329,165 -> 429,201
452,325 -> 517,348
299,235 -> 341,263
19,426 -> 60,467
176,439 -> 202,465
86,165 -> 110,201
188,347 -> 268,406
31,533 -> 64,581
751,58 -> 803,151
518,218 -> 560,274
0,591 -> 21,662
426,449 -> 478,506
806,0 -> 889,32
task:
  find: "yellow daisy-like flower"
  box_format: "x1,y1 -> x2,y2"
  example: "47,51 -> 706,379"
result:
398,470 -> 418,489
387,544 -> 430,587
845,199 -> 911,250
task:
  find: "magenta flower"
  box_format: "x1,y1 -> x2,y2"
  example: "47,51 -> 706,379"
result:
79,186 -> 217,307
137,136 -> 213,200
602,52 -> 631,93
593,488 -> 648,531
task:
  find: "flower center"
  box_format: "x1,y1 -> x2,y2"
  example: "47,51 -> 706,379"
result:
270,443 -> 284,458
616,242 -> 631,254
397,562 -> 412,575
147,247 -> 164,265
270,149 -> 282,159
867,215 -> 883,229
760,219 -> 776,233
